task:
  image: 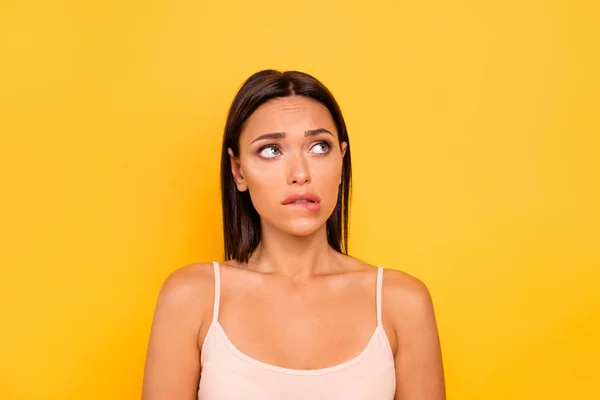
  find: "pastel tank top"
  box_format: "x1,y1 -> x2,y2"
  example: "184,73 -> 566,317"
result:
198,262 -> 396,399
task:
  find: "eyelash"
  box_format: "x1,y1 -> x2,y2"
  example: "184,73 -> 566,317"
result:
256,140 -> 333,159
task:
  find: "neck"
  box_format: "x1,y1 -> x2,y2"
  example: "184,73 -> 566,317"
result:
246,221 -> 338,280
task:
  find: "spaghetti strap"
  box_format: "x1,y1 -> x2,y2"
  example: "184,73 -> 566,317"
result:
376,266 -> 383,327
211,261 -> 221,321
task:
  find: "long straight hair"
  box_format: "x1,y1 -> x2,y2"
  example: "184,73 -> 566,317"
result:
220,70 -> 352,263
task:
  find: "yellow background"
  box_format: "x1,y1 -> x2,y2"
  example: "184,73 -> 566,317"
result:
1,0 -> 599,398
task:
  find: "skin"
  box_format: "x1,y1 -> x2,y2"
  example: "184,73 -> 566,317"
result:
142,96 -> 446,399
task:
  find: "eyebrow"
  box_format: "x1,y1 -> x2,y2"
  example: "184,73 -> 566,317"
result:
250,128 -> 334,144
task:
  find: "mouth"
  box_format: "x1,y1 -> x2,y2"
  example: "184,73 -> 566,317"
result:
281,192 -> 321,211
281,192 -> 321,205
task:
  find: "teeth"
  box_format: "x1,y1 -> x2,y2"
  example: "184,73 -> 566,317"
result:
294,200 -> 310,203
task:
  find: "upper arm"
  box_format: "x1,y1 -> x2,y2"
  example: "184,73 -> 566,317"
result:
142,264 -> 212,400
389,273 -> 446,400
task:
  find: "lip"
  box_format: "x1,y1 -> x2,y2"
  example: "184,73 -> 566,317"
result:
281,192 -> 321,205
281,192 -> 321,212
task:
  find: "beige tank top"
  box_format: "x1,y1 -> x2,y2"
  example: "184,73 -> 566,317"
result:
198,261 -> 396,399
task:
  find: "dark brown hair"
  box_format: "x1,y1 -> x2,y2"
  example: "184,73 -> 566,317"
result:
220,70 -> 352,263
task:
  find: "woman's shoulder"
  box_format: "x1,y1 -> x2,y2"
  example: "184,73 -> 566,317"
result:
378,265 -> 436,330
153,262 -> 217,328
380,266 -> 430,299
159,262 -> 216,298
344,255 -> 430,291
342,255 -> 431,300
342,253 -> 433,313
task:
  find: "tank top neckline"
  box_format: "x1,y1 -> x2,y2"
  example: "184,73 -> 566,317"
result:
200,261 -> 392,376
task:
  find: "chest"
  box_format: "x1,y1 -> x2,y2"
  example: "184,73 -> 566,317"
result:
216,279 -> 378,370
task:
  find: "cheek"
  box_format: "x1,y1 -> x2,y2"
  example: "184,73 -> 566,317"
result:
321,171 -> 342,203
320,155 -> 343,180
315,160 -> 344,202
243,163 -> 281,205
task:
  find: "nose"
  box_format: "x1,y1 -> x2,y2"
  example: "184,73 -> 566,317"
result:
287,152 -> 311,186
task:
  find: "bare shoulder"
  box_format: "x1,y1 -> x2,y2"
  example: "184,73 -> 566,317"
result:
381,268 -> 436,324
153,262 -> 216,330
158,262 -> 215,301
382,268 -> 432,302
143,262 -> 216,398
381,268 -> 446,398
339,255 -> 432,306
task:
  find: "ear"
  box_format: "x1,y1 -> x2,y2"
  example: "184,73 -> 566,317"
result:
339,141 -> 348,185
228,148 -> 248,192
340,141 -> 348,159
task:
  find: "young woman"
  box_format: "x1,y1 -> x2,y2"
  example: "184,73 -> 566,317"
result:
142,70 -> 445,399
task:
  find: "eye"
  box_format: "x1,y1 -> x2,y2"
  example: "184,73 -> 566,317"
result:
258,145 -> 281,159
310,141 -> 331,155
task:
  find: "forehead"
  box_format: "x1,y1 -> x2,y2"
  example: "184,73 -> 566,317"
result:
241,96 -> 337,139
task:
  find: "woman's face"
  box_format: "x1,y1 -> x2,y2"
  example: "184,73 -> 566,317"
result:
229,96 -> 347,237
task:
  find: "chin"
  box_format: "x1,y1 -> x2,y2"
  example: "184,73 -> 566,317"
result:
279,219 -> 325,237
